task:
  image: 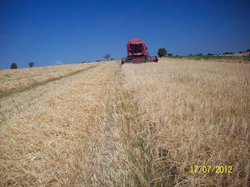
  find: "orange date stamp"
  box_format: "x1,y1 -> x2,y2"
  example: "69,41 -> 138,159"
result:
190,165 -> 233,174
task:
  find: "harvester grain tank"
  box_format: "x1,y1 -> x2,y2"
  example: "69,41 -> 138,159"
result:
121,38 -> 158,64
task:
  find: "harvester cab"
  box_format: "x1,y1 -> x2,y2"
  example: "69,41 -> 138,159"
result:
121,38 -> 158,64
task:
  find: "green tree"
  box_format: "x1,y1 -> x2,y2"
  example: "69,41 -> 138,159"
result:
28,62 -> 34,68
103,54 -> 111,61
157,48 -> 167,57
10,63 -> 18,69
167,53 -> 173,57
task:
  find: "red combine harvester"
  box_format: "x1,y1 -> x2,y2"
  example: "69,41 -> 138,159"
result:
121,38 -> 158,65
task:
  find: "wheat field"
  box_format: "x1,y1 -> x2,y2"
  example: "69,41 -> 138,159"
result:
0,58 -> 249,186
0,63 -> 96,98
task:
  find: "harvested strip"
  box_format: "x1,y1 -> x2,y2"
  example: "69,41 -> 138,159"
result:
78,63 -> 130,186
0,62 -> 114,186
0,63 -> 96,98
0,64 -> 98,123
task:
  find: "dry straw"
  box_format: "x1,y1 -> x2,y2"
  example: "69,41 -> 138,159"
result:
121,58 -> 250,186
1,59 -> 249,186
0,63 -> 95,98
0,62 -> 113,186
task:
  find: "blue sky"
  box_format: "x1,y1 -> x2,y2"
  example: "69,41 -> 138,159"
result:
0,0 -> 250,69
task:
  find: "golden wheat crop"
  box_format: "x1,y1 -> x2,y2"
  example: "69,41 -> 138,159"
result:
0,59 -> 249,186
121,58 -> 250,186
0,62 -> 114,186
0,63 -> 96,98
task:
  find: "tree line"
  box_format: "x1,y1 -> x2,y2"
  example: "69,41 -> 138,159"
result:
10,62 -> 34,69
10,53 -> 114,69
157,48 -> 250,58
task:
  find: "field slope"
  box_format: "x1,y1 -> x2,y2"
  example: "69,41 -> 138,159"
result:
0,59 -> 249,186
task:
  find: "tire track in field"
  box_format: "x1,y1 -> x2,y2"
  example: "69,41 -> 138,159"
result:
77,62 -> 129,186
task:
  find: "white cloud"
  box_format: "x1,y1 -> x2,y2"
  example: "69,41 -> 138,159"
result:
55,60 -> 64,65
